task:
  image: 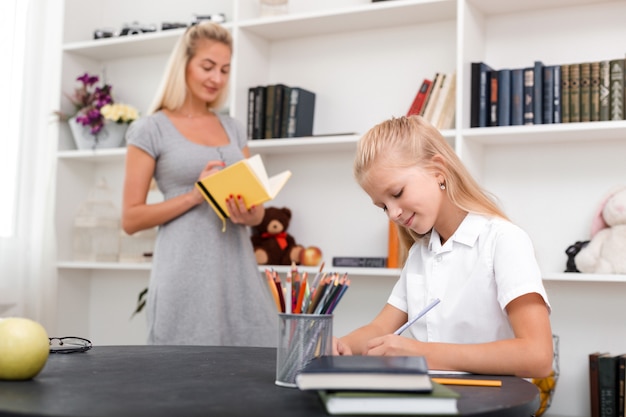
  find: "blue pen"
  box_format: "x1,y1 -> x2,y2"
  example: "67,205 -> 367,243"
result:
394,298 -> 441,335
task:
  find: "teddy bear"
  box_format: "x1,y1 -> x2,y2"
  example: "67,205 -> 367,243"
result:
575,186 -> 626,274
251,206 -> 303,265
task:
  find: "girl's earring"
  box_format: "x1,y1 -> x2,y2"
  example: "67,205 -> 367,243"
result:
440,182 -> 446,190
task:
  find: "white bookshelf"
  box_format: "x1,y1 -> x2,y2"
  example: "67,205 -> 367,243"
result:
55,1 -> 626,415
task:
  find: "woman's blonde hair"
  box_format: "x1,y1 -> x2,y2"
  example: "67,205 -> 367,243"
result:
354,115 -> 508,264
148,22 -> 232,114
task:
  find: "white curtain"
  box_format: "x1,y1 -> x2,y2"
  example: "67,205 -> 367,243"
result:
0,0 -> 63,331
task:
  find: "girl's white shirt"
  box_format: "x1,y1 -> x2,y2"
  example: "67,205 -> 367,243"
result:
388,213 -> 550,343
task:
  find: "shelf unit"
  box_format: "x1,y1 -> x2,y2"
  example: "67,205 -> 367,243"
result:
55,1 -> 626,415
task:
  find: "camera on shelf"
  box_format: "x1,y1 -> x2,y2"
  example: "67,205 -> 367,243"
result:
119,22 -> 157,36
93,28 -> 115,39
161,22 -> 188,31
191,13 -> 226,25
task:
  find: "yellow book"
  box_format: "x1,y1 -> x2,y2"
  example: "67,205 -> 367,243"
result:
195,154 -> 292,231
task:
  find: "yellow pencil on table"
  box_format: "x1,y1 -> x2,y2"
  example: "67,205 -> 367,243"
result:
431,378 -> 502,387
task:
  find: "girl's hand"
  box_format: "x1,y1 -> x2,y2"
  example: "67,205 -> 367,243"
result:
332,337 -> 353,356
365,334 -> 421,356
225,195 -> 264,226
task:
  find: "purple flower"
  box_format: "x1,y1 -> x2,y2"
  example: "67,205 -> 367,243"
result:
66,72 -> 115,141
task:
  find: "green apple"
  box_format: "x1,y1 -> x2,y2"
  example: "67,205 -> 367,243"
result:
0,317 -> 50,380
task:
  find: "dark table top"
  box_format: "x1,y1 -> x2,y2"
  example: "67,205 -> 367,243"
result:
0,345 -> 539,417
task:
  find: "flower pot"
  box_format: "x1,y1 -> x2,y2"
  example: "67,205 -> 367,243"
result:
68,117 -> 128,150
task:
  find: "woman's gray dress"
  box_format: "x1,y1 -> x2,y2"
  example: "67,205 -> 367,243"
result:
127,111 -> 277,346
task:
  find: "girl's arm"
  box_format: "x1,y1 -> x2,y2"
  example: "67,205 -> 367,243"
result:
122,145 -> 222,235
363,292 -> 553,378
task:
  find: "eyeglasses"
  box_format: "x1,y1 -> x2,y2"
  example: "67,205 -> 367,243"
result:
49,337 -> 92,354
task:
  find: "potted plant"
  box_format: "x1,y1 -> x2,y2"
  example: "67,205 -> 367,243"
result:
59,72 -> 139,150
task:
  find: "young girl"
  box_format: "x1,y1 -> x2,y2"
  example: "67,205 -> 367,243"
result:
333,115 -> 553,378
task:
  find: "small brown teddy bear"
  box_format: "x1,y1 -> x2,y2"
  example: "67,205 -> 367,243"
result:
251,207 -> 303,265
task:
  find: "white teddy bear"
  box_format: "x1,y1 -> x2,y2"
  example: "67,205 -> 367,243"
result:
575,186 -> 626,274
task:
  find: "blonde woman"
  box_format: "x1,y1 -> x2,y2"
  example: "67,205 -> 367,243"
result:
122,22 -> 276,346
334,115 -> 553,378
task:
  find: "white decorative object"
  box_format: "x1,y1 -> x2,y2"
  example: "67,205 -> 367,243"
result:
259,0 -> 288,17
68,117 -> 128,150
73,178 -> 120,262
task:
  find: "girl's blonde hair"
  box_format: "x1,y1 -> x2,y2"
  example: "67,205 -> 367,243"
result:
354,115 -> 508,264
148,22 -> 232,114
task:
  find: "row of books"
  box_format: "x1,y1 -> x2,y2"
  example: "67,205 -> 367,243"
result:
407,72 -> 456,130
296,355 -> 459,415
589,352 -> 626,417
247,84 -> 316,140
471,57 -> 626,128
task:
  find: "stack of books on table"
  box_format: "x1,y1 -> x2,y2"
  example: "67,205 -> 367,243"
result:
296,355 -> 459,415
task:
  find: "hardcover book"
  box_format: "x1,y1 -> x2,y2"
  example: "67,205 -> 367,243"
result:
591,61 -> 601,122
470,62 -> 493,127
296,355 -> 432,392
600,60 -> 611,121
590,352 -> 607,417
286,87 -> 316,137
317,381 -> 459,415
511,68 -> 524,125
497,69 -> 511,126
561,64 -> 570,123
609,59 -> 625,120
599,353 -> 618,417
422,73 -> 446,124
533,60 -> 544,124
488,70 -> 498,126
542,65 -> 555,124
553,65 -> 562,123
408,78 -> 433,116
570,63 -> 581,123
580,62 -> 592,122
252,86 -> 267,139
523,67 -> 534,125
195,154 -> 291,230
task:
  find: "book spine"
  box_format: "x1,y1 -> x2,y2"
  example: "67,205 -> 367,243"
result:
272,84 -> 286,138
591,353 -> 602,417
561,64 -> 570,123
618,355 -> 626,417
264,84 -> 276,139
510,68 -> 524,126
408,78 -> 433,116
253,86 -> 266,139
542,66 -> 555,124
247,87 -> 255,140
570,64 -> 581,123
470,64 -> 487,127
523,67 -> 534,125
580,62 -> 592,122
497,69 -> 511,126
533,61 -> 544,124
280,86 -> 291,138
332,257 -> 388,268
489,70 -> 498,127
591,61 -> 601,122
609,59 -> 625,120
553,65 -> 562,123
599,355 -> 618,417
600,60 -> 611,121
